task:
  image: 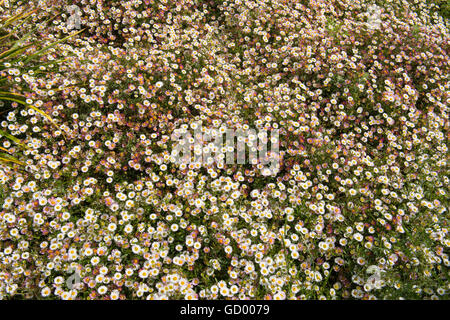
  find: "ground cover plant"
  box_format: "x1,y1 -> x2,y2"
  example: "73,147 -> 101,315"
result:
0,0 -> 448,300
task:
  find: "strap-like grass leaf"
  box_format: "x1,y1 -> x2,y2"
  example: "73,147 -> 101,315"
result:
0,153 -> 25,166
0,146 -> 10,153
0,43 -> 34,61
1,9 -> 37,29
23,28 -> 85,64
0,128 -> 27,148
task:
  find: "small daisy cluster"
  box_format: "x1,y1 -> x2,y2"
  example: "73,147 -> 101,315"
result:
0,0 -> 449,299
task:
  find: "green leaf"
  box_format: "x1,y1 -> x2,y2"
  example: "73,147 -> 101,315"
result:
0,128 -> 27,149
0,152 -> 25,166
0,43 -> 34,61
0,96 -> 60,129
22,28 -> 85,64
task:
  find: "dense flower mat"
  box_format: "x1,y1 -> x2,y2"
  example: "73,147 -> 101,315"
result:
0,0 -> 448,299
